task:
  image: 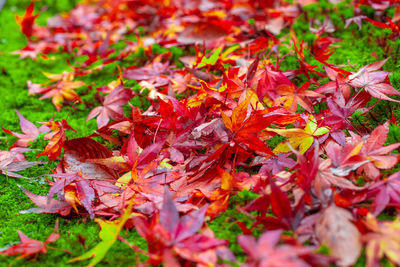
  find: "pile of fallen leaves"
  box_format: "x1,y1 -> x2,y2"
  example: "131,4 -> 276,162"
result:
2,0 -> 400,266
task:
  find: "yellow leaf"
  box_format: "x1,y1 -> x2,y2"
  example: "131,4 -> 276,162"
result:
220,45 -> 240,61
268,128 -> 311,154
364,214 -> 400,267
344,142 -> 364,162
187,92 -> 207,108
64,187 -> 79,213
160,158 -> 173,169
268,116 -> 329,154
273,142 -> 293,153
221,112 -> 232,131
116,171 -> 131,188
267,127 -> 307,138
42,72 -> 62,80
304,115 -> 329,136
298,136 -> 314,154
219,167 -> 233,191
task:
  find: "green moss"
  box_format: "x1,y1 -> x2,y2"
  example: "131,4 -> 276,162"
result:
387,124 -> 400,144
209,192 -> 259,263
169,46 -> 185,67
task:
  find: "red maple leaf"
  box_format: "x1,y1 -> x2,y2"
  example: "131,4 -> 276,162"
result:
238,229 -> 328,267
348,59 -> 400,102
316,66 -> 352,100
15,2 -> 39,38
274,81 -> 324,113
368,171 -> 400,215
18,185 -> 72,216
47,172 -> 97,219
2,110 -> 49,148
87,85 -> 134,129
0,149 -> 41,179
0,221 -> 59,259
351,122 -> 400,179
325,140 -> 367,176
133,189 -> 233,266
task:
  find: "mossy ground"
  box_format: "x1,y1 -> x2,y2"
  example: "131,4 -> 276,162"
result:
0,0 -> 400,266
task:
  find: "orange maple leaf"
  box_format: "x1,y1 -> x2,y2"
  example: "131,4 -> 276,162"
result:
274,81 -> 324,113
37,119 -> 76,160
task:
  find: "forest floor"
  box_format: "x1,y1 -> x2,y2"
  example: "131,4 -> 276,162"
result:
1,0 -> 400,266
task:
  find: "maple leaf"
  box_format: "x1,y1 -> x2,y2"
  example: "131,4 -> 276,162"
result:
311,36 -> 341,63
268,115 -> 329,154
314,158 -> 364,201
291,34 -> 325,79
310,16 -> 335,35
37,119 -> 76,161
47,137 -> 121,218
0,149 -> 41,179
265,16 -> 286,35
256,153 -> 296,175
134,191 -> 198,215
330,122 -> 400,179
363,16 -> 398,32
0,221 -> 59,259
344,15 -> 367,30
325,140 -> 368,176
357,122 -> 400,179
19,138 -> 123,218
89,134 -> 165,195
289,145 -> 363,203
27,80 -> 47,95
123,55 -> 171,82
256,66 -> 293,101
18,185 -> 72,216
62,137 -> 119,180
363,213 -> 400,267
348,59 -> 400,102
360,1 -> 392,10
29,72 -> 84,111
47,172 -> 96,219
268,175 -> 301,230
316,66 -> 352,99
238,229 -> 318,267
133,189 -> 230,266
248,174 -> 305,232
87,85 -> 134,128
177,22 -> 229,45
221,91 -> 254,133
367,171 -> 400,215
274,81 -> 324,113
221,92 -> 300,157
322,91 -> 371,145
15,2 -> 39,38
11,44 -> 43,60
315,204 -> 362,266
196,47 -> 223,68
42,72 -> 84,111
2,109 -> 49,148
